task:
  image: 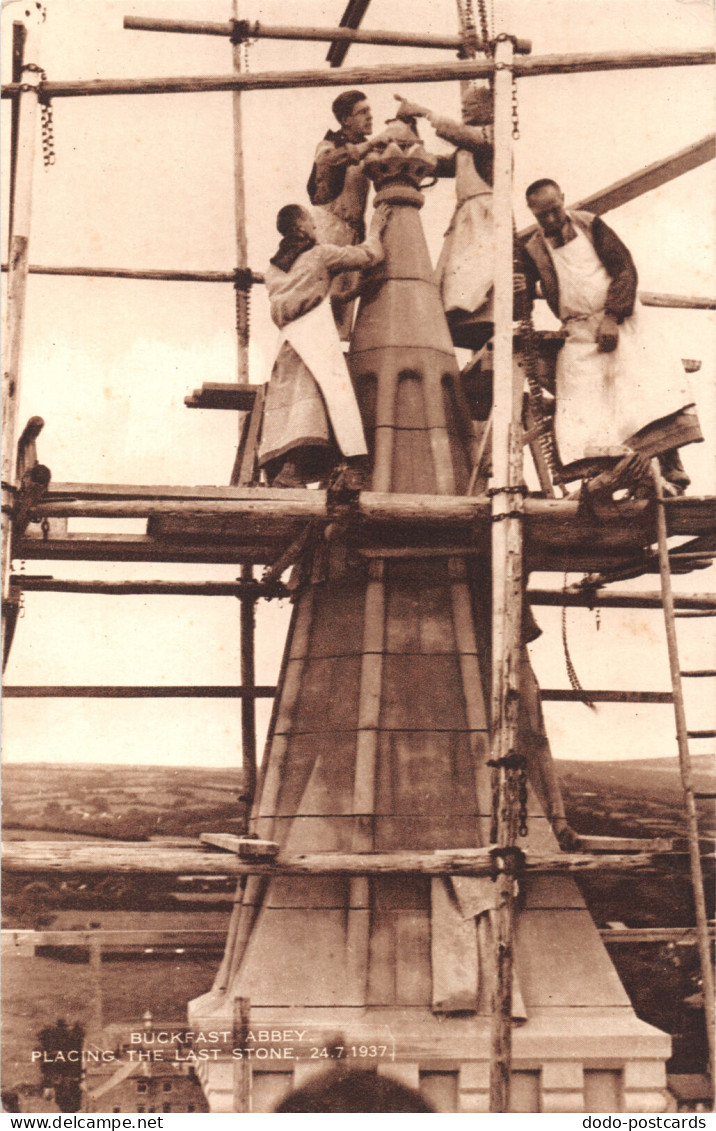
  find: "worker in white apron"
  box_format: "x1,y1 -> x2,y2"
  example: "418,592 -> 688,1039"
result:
394,86 -> 495,349
259,203 -> 389,488
522,180 -> 701,487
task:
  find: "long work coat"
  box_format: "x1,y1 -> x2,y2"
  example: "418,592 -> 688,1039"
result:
258,238 -> 382,473
522,211 -> 701,479
430,115 -> 494,317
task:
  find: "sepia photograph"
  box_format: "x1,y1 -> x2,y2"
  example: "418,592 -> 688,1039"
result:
1,0 -> 715,1115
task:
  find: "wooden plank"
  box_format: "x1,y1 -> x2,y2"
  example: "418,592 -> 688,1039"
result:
33,483 -> 715,537
200,833 -> 279,857
576,836 -> 674,853
327,0 -> 372,66
4,842 -> 709,877
15,532 -> 281,565
600,927 -> 715,945
184,383 -> 258,411
3,49 -> 712,99
640,291 -> 716,311
6,926 -> 711,948
3,929 -> 224,947
573,136 -> 716,217
2,685 -> 276,698
517,136 -> 716,242
235,384 -> 266,487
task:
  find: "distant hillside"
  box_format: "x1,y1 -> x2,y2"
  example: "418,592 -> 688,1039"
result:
558,754 -> 715,841
2,763 -> 247,841
3,755 -> 713,843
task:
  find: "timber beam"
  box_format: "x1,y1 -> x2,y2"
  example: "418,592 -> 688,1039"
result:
3,926 -> 713,949
123,15 -> 533,54
12,578 -> 713,610
3,266 -> 712,312
2,49 -> 713,100
14,486 -> 716,573
3,842 -> 712,877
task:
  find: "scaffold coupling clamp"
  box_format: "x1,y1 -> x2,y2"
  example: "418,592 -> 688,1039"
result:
489,845 -> 526,881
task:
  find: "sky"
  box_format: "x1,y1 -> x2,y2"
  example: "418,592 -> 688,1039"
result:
1,0 -> 714,768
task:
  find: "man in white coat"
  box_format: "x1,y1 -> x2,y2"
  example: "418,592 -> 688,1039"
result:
259,202 -> 389,489
521,178 -> 702,490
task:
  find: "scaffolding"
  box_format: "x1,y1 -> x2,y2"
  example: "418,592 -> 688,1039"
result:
2,2 -> 715,1114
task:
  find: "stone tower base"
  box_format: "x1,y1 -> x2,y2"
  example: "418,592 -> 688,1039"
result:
187,1005 -> 669,1114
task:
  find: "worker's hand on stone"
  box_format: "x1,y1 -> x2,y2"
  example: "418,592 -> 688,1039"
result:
370,202 -> 392,236
393,94 -> 428,120
596,315 -> 619,353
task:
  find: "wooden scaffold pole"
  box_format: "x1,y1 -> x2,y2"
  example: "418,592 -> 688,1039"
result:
229,2 -> 259,824
2,49 -> 713,101
652,462 -> 715,1089
2,16 -> 41,663
488,34 -> 522,1114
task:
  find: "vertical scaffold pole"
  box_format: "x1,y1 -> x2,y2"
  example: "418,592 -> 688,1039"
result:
652,461 -> 715,1088
2,18 -> 41,662
231,2 -> 257,821
489,35 -> 522,1115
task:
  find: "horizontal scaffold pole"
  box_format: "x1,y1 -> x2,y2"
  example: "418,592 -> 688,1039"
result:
3,843 -> 711,877
6,265 -> 712,311
529,589 -> 716,610
2,684 -> 276,698
1,684 -> 675,703
12,577 -> 716,608
3,925 -> 714,948
30,486 -> 716,538
10,577 -> 277,597
2,49 -> 713,99
123,15 -> 533,54
0,264 -> 265,285
540,689 -> 673,704
5,264 -> 713,311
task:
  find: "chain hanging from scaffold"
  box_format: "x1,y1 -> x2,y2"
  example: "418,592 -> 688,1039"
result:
474,0 -> 491,49
21,64 -> 55,166
511,222 -> 565,490
234,269 -> 252,363
517,758 -> 529,837
456,0 -> 479,58
561,571 -> 595,709
510,71 -> 520,140
242,31 -> 256,73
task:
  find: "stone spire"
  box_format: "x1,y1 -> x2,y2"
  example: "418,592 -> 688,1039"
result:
188,122 -> 670,1114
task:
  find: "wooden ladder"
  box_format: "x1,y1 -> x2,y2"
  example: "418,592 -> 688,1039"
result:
652,459 -> 715,1090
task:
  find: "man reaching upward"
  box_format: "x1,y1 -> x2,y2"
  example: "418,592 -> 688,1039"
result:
307,90 -> 376,338
258,202 -> 390,489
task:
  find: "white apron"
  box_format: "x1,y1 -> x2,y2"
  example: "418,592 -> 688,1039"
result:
435,150 -> 494,315
278,297 -> 367,458
550,229 -> 693,470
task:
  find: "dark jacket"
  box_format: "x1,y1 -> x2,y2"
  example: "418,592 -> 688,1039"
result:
520,211 -> 638,323
307,128 -> 353,206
